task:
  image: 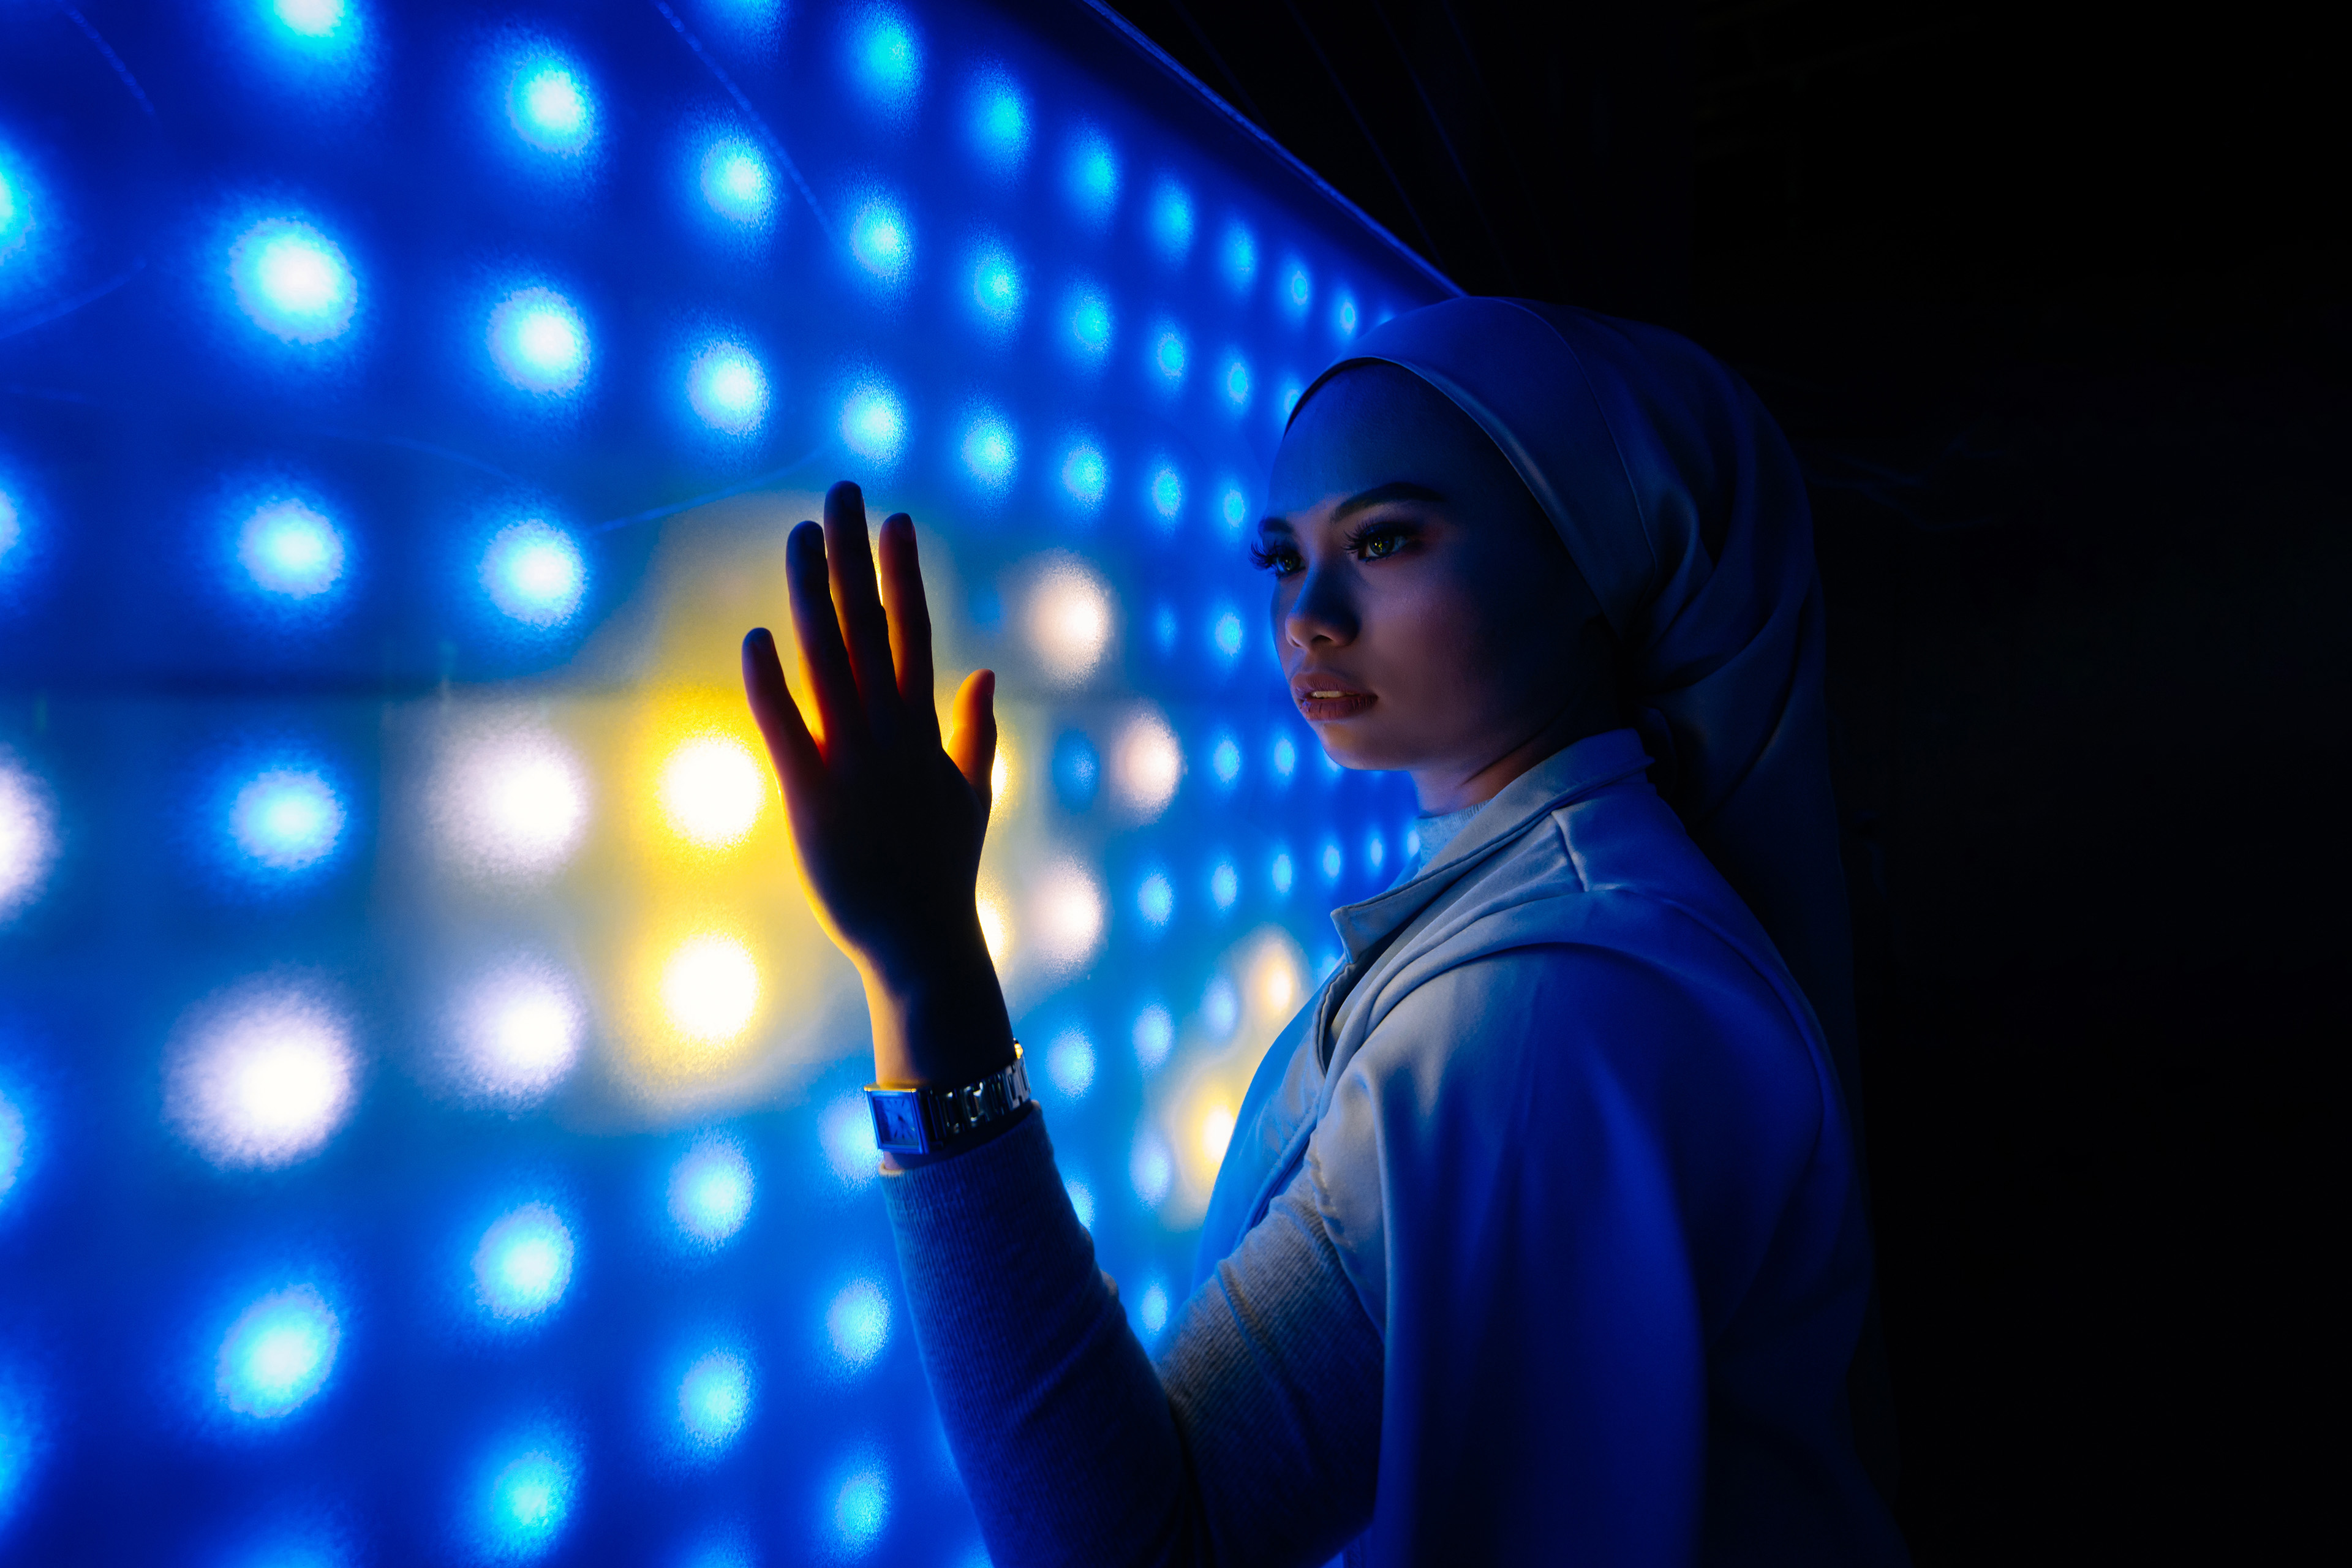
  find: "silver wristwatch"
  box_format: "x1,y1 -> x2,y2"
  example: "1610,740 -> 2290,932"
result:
864,1044 -> 1032,1155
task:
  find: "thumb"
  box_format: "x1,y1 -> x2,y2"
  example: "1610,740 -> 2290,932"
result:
945,668 -> 998,813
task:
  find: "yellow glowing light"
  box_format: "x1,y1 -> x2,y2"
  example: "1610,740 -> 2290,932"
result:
1113,711 -> 1182,817
989,746 -> 1009,816
1197,1099 -> 1236,1166
658,733 -> 766,848
660,933 -> 760,1045
1027,559 -> 1113,685
1255,949 -> 1300,1016
976,883 -> 1011,965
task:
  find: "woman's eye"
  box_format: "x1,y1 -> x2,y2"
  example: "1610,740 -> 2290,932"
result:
1249,543 -> 1302,576
1354,528 -> 1406,561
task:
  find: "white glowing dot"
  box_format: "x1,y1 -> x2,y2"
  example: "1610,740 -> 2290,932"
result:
1272,736 -> 1298,778
228,768 -> 344,872
849,200 -> 911,280
832,1466 -> 889,1550
216,1284 -> 340,1419
238,499 -> 344,598
1131,1005 -> 1172,1070
228,219 -> 356,344
1027,562 -> 1113,686
1044,1028 -> 1095,1099
699,137 -> 772,224
480,519 -> 586,627
166,984 -> 358,1169
1060,443 -> 1107,508
1064,1178 -> 1095,1230
677,1349 -> 753,1450
451,960 -> 583,1107
1113,712 -> 1182,816
1213,611 -> 1244,659
1210,862 -> 1237,910
0,759 -> 60,921
818,1092 -> 880,1186
1197,1101 -> 1235,1166
509,61 -> 594,154
473,1202 -> 575,1321
1321,843 -> 1343,880
826,1279 -> 891,1368
435,722 -> 590,880
839,383 -> 905,462
486,288 -> 589,395
658,734 -> 765,849
662,933 -> 759,1045
1129,1130 -> 1170,1208
1150,466 -> 1182,519
1139,1281 -> 1170,1335
1031,859 -> 1104,973
1211,737 -> 1241,783
1271,852 -> 1294,895
1136,872 -> 1173,927
271,0 -> 345,40
668,1137 -> 754,1245
0,491 -> 19,563
688,342 -> 769,435
961,415 -> 1017,490
0,1090 -> 23,1204
1202,976 -> 1238,1037
486,1446 -> 576,1552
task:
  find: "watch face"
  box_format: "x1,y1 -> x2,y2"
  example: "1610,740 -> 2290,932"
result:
867,1091 -> 928,1153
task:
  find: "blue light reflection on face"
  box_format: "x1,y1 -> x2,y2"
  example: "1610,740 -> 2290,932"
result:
686,342 -> 769,435
228,218 -> 357,344
698,137 -> 773,225
472,1202 -> 575,1322
229,767 -> 345,872
1150,180 -> 1193,260
216,1283 -> 341,1420
238,499 -> 345,599
486,287 -> 590,396
667,1137 -> 753,1246
676,1349 -> 753,1451
968,246 -> 1022,328
480,519 -> 587,628
960,413 -> 1017,491
970,74 -> 1029,169
848,8 -> 921,108
839,381 -> 905,464
848,198 -> 912,282
480,1440 -> 577,1559
506,58 -> 595,155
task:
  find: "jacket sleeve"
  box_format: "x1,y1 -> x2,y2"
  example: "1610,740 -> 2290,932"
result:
881,1106 -> 1383,1568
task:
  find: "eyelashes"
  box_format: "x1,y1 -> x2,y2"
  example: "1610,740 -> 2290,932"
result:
1250,521 -> 1414,577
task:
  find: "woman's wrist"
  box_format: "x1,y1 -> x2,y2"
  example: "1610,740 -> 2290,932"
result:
862,933 -> 1016,1088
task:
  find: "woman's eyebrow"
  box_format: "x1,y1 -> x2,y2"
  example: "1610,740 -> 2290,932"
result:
1332,480 -> 1443,521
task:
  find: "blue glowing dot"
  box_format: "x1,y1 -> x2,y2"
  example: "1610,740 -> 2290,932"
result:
849,198 -> 911,281
1212,611 -> 1244,659
1067,131 -> 1118,217
485,1445 -> 576,1556
480,519 -> 586,628
1336,295 -> 1359,337
238,499 -> 344,598
1137,872 -> 1173,928
216,1284 -> 340,1419
1060,443 -> 1106,508
1404,825 -> 1422,863
687,342 -> 769,435
819,1092 -> 880,1187
970,247 -> 1022,326
826,1278 -> 891,1368
1211,737 -> 1240,783
0,1090 -> 23,1205
699,137 -> 773,225
677,1350 -> 753,1450
1223,224 -> 1256,289
1065,1178 -> 1095,1230
1321,842 -> 1343,880
832,1466 -> 889,1551
850,9 -> 921,105
0,1379 -> 35,1526
959,415 -> 1017,491
971,76 -> 1028,167
0,167 -> 23,264
1150,467 -> 1182,520
1045,1029 -> 1095,1099
1280,380 -> 1304,423
227,219 -> 356,344
507,59 -> 594,155
1150,181 -> 1194,260
1210,862 -> 1238,910
1152,604 -> 1178,654
1272,851 -> 1294,894
668,1137 -> 753,1245
1203,976 -> 1238,1037
486,287 -> 589,396
229,768 -> 344,872
839,383 -> 905,462
1286,266 -> 1312,311
1366,833 -> 1386,872
1133,1004 -> 1172,1069
1153,331 -> 1187,383
472,1202 -> 575,1322
270,0 -> 347,41
1221,487 -> 1248,531
1272,736 -> 1297,777
1052,731 -> 1099,810
1224,357 -> 1251,407
0,491 -> 19,566
1068,290 -> 1112,356
1139,1281 -> 1170,1336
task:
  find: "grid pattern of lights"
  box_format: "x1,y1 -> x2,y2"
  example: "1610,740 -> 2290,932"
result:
0,0 -> 1445,1560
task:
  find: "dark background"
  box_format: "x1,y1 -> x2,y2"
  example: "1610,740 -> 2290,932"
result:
1102,0 -> 2345,1558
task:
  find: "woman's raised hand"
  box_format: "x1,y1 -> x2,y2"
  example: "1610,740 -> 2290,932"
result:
741,481 -> 1014,1090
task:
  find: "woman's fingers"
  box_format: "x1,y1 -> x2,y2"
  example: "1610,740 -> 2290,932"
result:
945,668 -> 998,812
785,519 -> 865,758
822,481 -> 902,744
741,627 -> 823,797
876,513 -> 938,747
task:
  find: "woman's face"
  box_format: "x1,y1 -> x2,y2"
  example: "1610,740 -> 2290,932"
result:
1258,363 -> 1612,812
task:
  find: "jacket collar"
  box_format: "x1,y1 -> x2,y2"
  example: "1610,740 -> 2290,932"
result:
1328,727 -> 1654,960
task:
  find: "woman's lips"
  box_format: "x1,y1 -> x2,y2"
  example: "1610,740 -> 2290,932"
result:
1292,683 -> 1374,721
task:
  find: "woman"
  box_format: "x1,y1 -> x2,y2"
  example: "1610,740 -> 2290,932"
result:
741,298 -> 1907,1566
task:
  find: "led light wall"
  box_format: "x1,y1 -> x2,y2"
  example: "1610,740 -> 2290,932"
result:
0,1 -> 1448,1561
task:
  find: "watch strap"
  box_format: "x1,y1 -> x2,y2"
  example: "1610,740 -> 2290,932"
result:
864,1044 -> 1031,1156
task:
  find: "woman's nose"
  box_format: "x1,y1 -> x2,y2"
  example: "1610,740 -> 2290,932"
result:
1282,560 -> 1359,650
